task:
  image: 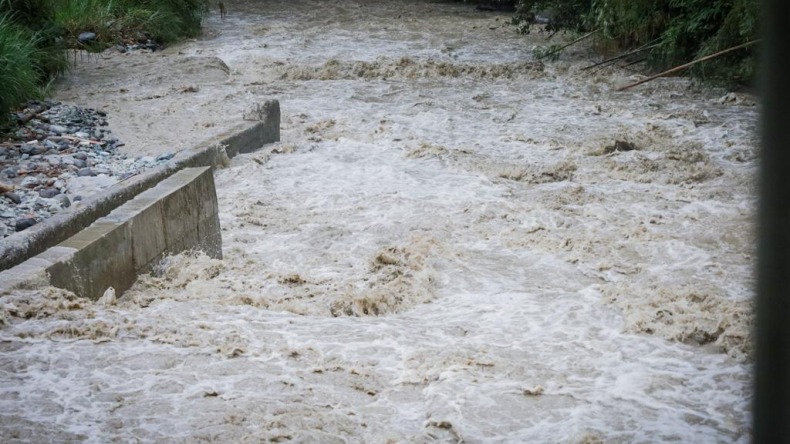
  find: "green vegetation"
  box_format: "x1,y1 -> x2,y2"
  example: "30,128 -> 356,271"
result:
0,15 -> 48,119
0,0 -> 208,122
511,0 -> 758,87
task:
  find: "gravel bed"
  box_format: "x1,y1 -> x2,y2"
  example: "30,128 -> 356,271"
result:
1,101 -> 174,238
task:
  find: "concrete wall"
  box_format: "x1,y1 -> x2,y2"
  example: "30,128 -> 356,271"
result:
0,167 -> 220,300
0,100 -> 280,271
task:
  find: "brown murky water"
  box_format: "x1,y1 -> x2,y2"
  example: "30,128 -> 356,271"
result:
1,1 -> 756,441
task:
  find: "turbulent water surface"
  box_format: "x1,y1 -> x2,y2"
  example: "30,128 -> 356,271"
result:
1,1 -> 757,442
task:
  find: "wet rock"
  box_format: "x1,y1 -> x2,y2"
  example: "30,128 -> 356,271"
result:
39,188 -> 61,198
44,155 -> 62,166
77,167 -> 97,177
78,32 -> 97,43
15,217 -> 36,232
54,195 -> 71,208
603,140 -> 638,155
20,176 -> 41,188
49,124 -> 67,134
3,192 -> 21,204
43,139 -> 60,151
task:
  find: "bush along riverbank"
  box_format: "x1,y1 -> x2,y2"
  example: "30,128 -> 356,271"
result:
0,0 -> 209,125
502,0 -> 758,88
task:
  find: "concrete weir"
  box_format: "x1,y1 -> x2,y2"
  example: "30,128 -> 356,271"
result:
0,99 -> 280,299
4,168 -> 219,300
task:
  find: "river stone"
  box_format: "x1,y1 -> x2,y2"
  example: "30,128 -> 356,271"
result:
20,176 -> 41,188
49,124 -> 67,134
39,188 -> 61,198
43,139 -> 59,151
77,167 -> 97,177
54,195 -> 71,208
78,32 -> 97,43
15,217 -> 36,232
3,192 -> 21,204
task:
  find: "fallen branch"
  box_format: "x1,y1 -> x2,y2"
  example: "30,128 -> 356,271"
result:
14,104 -> 47,125
536,28 -> 601,60
622,57 -> 647,69
616,39 -> 761,91
583,41 -> 659,71
59,135 -> 103,145
590,54 -> 648,75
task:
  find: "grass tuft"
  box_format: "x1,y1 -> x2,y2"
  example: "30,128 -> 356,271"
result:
0,15 -> 45,119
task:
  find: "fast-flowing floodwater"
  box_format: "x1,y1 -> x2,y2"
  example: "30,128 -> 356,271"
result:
1,1 -> 757,442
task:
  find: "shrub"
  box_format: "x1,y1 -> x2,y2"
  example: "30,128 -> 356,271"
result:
115,0 -> 209,43
513,0 -> 593,33
39,0 -> 209,50
511,0 -> 758,86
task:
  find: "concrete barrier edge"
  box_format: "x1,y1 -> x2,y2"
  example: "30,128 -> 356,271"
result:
0,114 -> 279,271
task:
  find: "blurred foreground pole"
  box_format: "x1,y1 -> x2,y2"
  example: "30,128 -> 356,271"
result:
754,0 -> 790,441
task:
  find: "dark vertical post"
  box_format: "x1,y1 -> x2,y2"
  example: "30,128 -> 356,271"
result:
754,0 -> 790,441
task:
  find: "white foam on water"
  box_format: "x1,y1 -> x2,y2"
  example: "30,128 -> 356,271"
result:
1,0 -> 756,442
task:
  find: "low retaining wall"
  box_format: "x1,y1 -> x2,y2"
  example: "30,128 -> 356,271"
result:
0,167 -> 220,300
0,99 -> 279,270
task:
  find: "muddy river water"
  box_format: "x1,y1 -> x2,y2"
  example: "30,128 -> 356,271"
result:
0,0 -> 757,441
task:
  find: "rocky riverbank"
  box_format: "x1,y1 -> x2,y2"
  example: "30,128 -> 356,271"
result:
0,101 -> 174,238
